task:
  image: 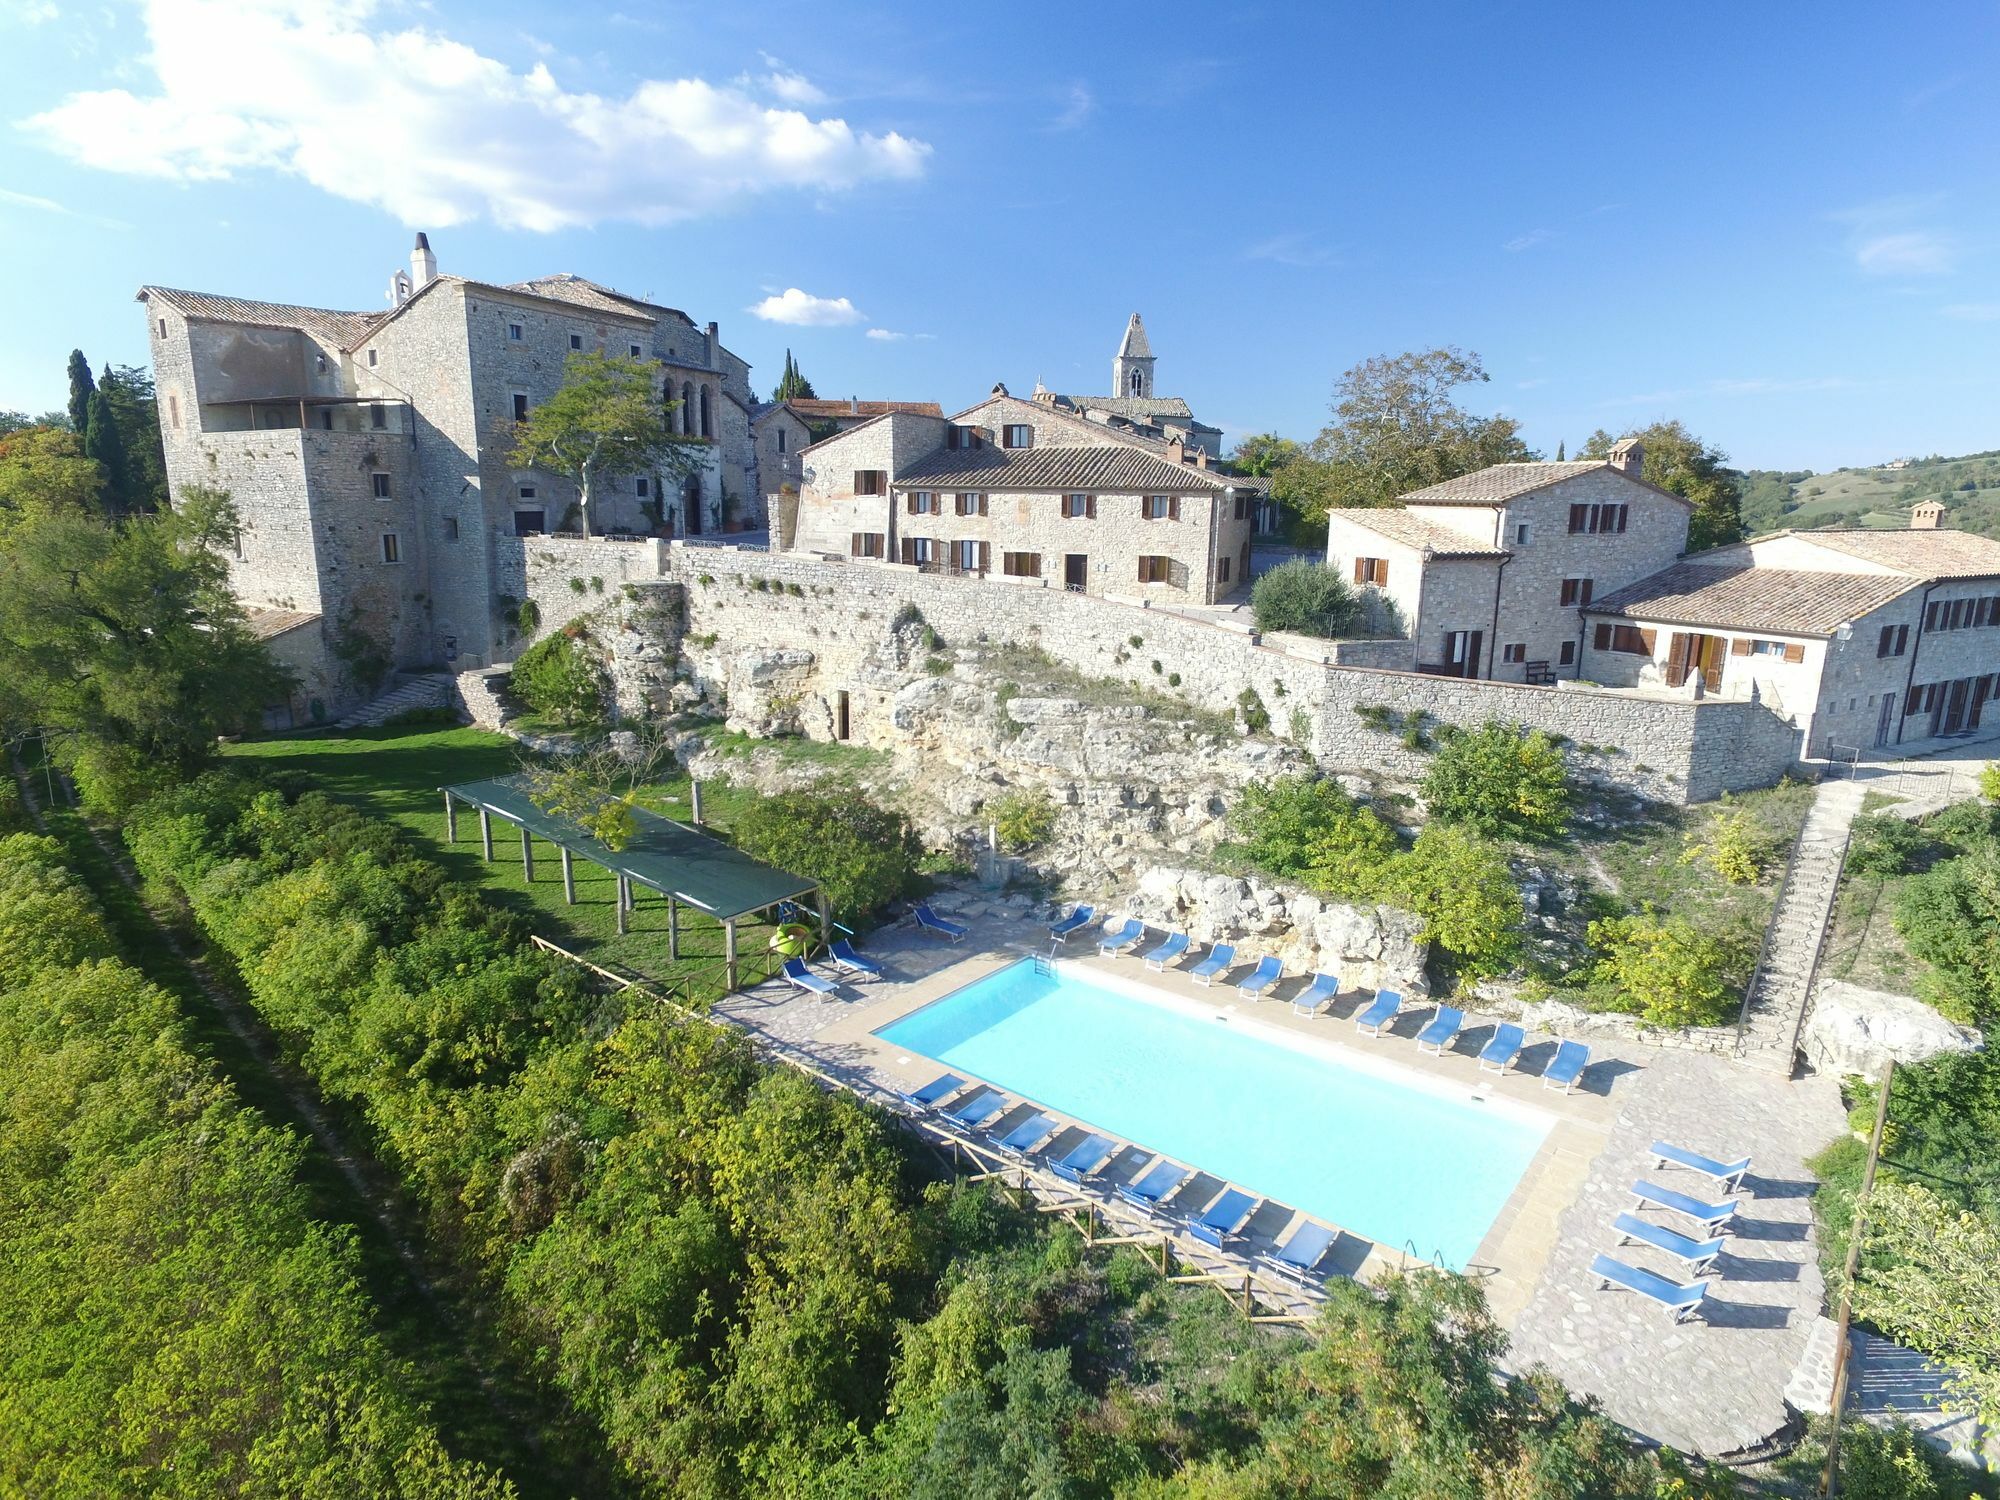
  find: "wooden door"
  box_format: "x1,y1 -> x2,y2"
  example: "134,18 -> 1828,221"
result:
1875,692 -> 1895,747
1064,554 -> 1088,591
1942,678 -> 1971,735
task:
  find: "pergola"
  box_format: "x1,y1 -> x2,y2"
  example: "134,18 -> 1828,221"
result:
440,774 -> 824,990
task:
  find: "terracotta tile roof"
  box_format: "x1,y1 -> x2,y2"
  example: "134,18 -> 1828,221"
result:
241,607 -> 321,641
138,286 -> 382,345
1588,563 -> 1915,636
1330,508 -> 1508,557
1400,460 -> 1691,509
788,398 -> 945,420
504,274 -> 690,324
1772,527 -> 2000,579
1050,394 -> 1196,421
895,443 -> 1240,494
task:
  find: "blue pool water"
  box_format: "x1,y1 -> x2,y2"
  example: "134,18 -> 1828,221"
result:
877,959 -> 1550,1269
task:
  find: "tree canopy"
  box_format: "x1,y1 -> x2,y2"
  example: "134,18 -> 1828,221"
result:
508,352 -> 699,538
1581,420 -> 1744,552
0,425 -> 103,539
1226,431 -> 1301,477
772,349 -> 818,402
1274,347 -> 1537,521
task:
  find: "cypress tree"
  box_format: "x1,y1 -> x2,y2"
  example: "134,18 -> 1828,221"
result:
1556,439 -> 1566,461
66,350 -> 95,438
771,350 -> 816,402
83,387 -> 129,517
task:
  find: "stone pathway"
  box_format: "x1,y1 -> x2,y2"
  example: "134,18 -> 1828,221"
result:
1507,1049 -> 1844,1456
1736,777 -> 1867,1073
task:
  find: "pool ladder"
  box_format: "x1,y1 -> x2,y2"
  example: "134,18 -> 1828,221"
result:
1032,954 -> 1056,979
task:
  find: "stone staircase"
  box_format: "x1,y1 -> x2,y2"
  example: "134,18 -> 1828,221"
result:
452,666 -> 512,729
333,672 -> 454,730
1735,777 -> 1868,1073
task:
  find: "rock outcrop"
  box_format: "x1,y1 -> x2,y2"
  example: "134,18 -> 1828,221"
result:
1801,981 -> 1983,1080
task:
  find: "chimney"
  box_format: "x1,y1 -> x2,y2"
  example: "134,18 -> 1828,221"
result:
1911,500 -> 1948,530
1194,448 -> 1209,470
1608,437 -> 1644,476
410,231 -> 436,291
1165,436 -> 1185,465
705,320 -> 718,366
849,395 -> 860,415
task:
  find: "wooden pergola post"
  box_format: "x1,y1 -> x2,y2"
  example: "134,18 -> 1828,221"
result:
725,918 -> 738,991
560,846 -> 575,903
667,896 -> 679,960
690,780 -> 704,826
520,827 -> 534,883
814,887 -> 831,956
443,791 -> 456,842
479,807 -> 492,861
617,875 -> 629,935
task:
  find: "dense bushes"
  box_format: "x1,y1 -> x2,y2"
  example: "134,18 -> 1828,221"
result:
1585,913 -> 1749,1027
989,787 -> 1057,851
1421,720 -> 1572,841
0,833 -> 507,1497
730,786 -> 921,921
1895,835 -> 2000,1025
1249,558 -> 1359,638
510,625 -> 609,727
1230,774 -> 1397,897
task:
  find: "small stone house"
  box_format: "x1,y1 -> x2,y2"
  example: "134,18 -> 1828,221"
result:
1324,441 -> 1691,681
788,388 -> 1265,604
1581,511 -> 2000,755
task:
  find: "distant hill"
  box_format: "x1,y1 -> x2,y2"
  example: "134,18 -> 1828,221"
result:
1739,449 -> 2000,539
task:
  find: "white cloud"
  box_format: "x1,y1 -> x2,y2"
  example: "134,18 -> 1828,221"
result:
1854,230 -> 1957,276
2,0 -> 59,21
755,54 -> 826,105
1943,302 -> 2000,322
0,183 -> 130,229
1502,227 -> 1552,253
750,288 -> 863,326
19,0 -> 930,231
1048,82 -> 1094,131
865,327 -> 905,341
1243,231 -> 1332,268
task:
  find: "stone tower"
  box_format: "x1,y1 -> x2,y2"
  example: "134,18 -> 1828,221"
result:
1112,312 -> 1154,400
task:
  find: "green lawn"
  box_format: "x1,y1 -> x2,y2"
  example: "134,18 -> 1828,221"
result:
225,725 -> 791,1000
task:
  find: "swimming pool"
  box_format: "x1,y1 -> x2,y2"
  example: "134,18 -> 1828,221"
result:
877,958 -> 1552,1269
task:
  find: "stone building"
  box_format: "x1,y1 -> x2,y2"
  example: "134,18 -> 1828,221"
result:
139,235 -> 760,719
788,387 -> 1265,603
1581,511 -> 2000,756
779,397 -> 946,435
1029,313 -> 1226,458
1324,441 -> 1691,681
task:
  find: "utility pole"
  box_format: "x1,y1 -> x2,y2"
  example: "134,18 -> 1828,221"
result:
1821,1056 -> 1895,1498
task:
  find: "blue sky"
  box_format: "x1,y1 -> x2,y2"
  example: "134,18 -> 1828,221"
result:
3,0 -> 1996,470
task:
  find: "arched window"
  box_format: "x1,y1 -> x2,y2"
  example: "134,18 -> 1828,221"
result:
680,382 -> 694,435
1129,368 -> 1143,397
699,385 -> 712,438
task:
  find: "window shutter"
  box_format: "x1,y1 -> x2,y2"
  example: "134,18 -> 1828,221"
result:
1783,643 -> 1806,663
1169,495 -> 1181,521
1731,637 -> 1752,656
1665,633 -> 1691,687
1086,495 -> 1097,519
905,493 -> 916,515
900,537 -> 914,565
1593,623 -> 1610,649
1353,558 -> 1366,585
978,493 -> 989,517
978,540 -> 991,572
1638,629 -> 1657,654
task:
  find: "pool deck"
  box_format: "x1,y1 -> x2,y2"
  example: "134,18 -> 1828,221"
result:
714,894 -> 1846,1458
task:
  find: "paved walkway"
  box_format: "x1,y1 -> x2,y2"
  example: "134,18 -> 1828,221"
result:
1736,778 -> 1866,1072
1506,1049 -> 1843,1456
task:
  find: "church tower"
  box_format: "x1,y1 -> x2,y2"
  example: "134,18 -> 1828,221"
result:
1112,313 -> 1155,400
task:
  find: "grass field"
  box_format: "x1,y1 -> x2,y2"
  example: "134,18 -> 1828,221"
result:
1742,450 -> 2000,536
225,725 -> 796,1000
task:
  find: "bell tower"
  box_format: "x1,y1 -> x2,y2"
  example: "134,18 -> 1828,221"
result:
1111,312 -> 1155,400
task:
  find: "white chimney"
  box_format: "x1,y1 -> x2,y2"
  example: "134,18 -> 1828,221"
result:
411,231 -> 436,290
1608,437 -> 1645,476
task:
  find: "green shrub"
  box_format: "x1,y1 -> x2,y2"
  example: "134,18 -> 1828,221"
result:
1586,913 -> 1748,1027
516,597 -> 541,635
1895,842 -> 2000,1024
890,601 -> 924,634
568,576 -> 587,595
1237,687 -> 1271,734
1386,823 -> 1523,981
990,789 -> 1058,851
1983,763 -> 2000,802
730,787 -> 921,921
1231,776 -> 1398,899
924,655 -> 952,676
509,628 -> 608,728
1681,806 -> 1774,884
1420,721 -> 1571,842
1250,559 -> 1359,638
1846,811 -> 1929,876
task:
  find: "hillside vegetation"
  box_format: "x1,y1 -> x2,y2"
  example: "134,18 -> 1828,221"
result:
1740,449 -> 2000,537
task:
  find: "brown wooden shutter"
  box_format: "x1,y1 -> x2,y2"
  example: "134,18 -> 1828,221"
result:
1353,558 -> 1366,584
1593,623 -> 1611,649
978,540 -> 990,572
1638,628 -> 1656,654
1783,643 -> 1806,663
1731,637 -> 1752,655
1169,495 -> 1182,521
904,492 -> 914,514
1086,495 -> 1097,519
900,536 -> 915,564
1665,633 -> 1691,687
978,493 -> 989,516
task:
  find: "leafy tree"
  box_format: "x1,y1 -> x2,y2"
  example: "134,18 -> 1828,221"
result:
64,348 -> 94,438
1388,823 -> 1523,979
1250,558 -> 1360,638
989,788 -> 1056,851
1587,913 -> 1747,1027
81,386 -> 129,516
519,731 -> 674,852
0,485 -> 289,807
1274,347 -> 1536,521
508,351 -> 700,538
1581,420 -> 1745,552
0,410 -> 69,436
1853,1181 -> 2000,1424
1679,806 -> 1773,884
772,348 -> 818,402
97,362 -> 168,514
1421,721 -> 1572,842
1231,775 -> 1398,899
730,786 -> 920,921
1895,840 -> 2000,1025
1225,431 -> 1301,477
0,425 -> 103,539
508,626 -> 608,728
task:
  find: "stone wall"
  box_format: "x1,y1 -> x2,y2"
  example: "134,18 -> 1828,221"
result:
647,545 -> 1804,803
494,534 -> 671,664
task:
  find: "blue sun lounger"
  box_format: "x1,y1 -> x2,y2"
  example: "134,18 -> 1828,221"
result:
828,939 -> 882,978
1050,1134 -> 1116,1184
943,1089 -> 1008,1132
1189,1188 -> 1258,1248
1116,1159 -> 1190,1211
1188,943 -> 1236,986
1415,1005 -> 1465,1056
1049,904 -> 1095,941
1591,1252 -> 1708,1324
1651,1141 -> 1752,1192
1353,989 -> 1401,1037
1543,1039 -> 1590,1093
783,957 -> 838,996
1144,932 -> 1190,970
991,1112 -> 1058,1160
1291,972 -> 1340,1017
1478,1022 -> 1526,1074
914,903 -> 968,941
1631,1181 -> 1739,1234
896,1072 -> 964,1112
1612,1212 -> 1726,1274
1269,1220 -> 1339,1284
1237,955 -> 1283,1001
1098,918 -> 1145,956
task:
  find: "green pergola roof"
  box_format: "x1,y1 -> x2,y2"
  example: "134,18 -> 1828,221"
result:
442,775 -> 818,922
